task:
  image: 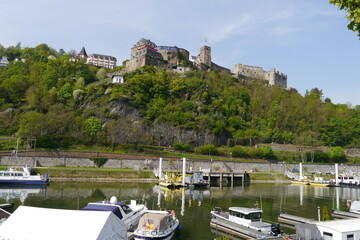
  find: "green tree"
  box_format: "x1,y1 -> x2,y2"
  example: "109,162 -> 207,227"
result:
330,0 -> 360,37
17,111 -> 45,138
329,146 -> 347,163
84,116 -> 102,142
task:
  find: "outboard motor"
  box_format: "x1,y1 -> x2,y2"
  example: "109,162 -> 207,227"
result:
271,223 -> 282,236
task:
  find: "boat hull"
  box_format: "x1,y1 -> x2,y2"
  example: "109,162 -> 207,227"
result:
134,231 -> 175,240
291,180 -> 310,185
0,179 -> 49,185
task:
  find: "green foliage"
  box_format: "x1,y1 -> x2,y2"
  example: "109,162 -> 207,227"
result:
322,205 -> 331,221
1,43 -> 360,158
84,117 -> 102,141
89,157 -> 108,167
329,146 -> 347,162
330,0 -> 360,37
173,142 -> 192,152
194,144 -> 221,156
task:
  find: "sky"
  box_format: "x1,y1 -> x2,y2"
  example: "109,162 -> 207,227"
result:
1,0 -> 360,106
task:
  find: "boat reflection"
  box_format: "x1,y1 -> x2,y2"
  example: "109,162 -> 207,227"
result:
0,187 -> 47,205
153,185 -> 210,217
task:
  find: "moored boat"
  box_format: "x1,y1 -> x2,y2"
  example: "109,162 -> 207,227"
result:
291,180 -> 310,185
210,206 -> 282,238
0,165 -> 49,186
81,196 -> 147,231
186,171 -> 209,188
133,209 -> 180,240
159,172 -> 182,189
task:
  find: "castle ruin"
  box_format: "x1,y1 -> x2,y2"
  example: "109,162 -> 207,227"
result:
233,64 -> 287,88
124,38 -> 288,88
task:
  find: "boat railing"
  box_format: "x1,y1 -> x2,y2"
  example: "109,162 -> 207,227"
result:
212,207 -> 223,214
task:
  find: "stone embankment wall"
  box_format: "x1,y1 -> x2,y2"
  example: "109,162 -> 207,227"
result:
1,155 -> 360,175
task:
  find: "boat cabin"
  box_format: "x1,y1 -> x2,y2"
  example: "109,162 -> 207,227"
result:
338,175 -> 360,185
229,207 -> 263,223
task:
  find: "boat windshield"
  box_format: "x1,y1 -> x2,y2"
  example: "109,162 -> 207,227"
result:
122,205 -> 133,214
230,210 -> 262,219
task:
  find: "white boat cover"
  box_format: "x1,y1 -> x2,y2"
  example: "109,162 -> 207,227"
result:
0,206 -> 127,240
350,200 -> 360,212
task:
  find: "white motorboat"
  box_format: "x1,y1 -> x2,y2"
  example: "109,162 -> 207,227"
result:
133,210 -> 180,240
0,164 -> 49,186
210,207 -> 281,237
81,196 -> 147,231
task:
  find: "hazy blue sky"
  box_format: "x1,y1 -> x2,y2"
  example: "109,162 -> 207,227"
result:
1,0 -> 359,105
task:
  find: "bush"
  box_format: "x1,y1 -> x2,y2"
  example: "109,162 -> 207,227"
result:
329,146 -> 347,163
173,142 -> 192,152
90,157 -> 108,167
194,144 -> 221,156
231,146 -> 249,158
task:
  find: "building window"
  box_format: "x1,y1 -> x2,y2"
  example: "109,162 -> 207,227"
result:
347,234 -> 354,240
323,232 -> 333,240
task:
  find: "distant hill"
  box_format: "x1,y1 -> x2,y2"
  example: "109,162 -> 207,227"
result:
0,43 -> 360,152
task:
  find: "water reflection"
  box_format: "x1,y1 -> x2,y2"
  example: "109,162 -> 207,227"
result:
0,187 -> 47,205
4,182 -> 360,239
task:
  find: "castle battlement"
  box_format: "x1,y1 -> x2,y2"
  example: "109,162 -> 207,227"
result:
233,65 -> 287,88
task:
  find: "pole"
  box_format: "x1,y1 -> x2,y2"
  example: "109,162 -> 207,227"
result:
317,206 -> 321,221
335,163 -> 339,186
159,158 -> 163,180
182,157 -> 186,187
300,163 -> 303,180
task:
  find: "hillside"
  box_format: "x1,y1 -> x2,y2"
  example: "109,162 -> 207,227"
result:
1,43 -> 360,162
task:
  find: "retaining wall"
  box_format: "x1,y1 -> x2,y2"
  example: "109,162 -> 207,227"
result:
1,156 -> 359,175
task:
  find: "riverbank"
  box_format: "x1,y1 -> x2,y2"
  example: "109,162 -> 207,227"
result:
35,168 -> 291,183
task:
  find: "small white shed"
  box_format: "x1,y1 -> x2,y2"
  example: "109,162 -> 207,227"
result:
112,74 -> 125,83
0,205 -> 127,240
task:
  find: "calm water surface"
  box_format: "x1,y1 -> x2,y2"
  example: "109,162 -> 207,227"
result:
2,182 -> 360,240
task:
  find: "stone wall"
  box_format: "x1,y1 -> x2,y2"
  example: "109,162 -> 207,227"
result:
2,155 -> 359,176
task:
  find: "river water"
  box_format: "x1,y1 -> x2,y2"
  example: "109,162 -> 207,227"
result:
2,182 -> 359,239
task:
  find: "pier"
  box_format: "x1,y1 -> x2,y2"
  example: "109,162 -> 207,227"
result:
278,213 -> 316,226
331,209 -> 360,219
203,171 -> 249,185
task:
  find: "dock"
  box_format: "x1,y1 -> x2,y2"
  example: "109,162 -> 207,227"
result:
331,209 -> 360,219
278,213 -> 316,225
203,171 -> 249,185
210,217 -> 285,240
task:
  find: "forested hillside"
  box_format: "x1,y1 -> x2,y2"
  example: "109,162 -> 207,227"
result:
1,43 -> 360,152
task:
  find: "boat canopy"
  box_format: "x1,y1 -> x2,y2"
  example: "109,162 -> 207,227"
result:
82,203 -> 123,219
137,212 -> 173,231
0,206 -> 127,240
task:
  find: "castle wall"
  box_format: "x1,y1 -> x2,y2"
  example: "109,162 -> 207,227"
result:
265,68 -> 287,88
233,64 -> 266,79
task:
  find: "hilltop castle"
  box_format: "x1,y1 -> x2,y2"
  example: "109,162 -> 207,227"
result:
70,38 -> 288,88
124,38 -> 287,88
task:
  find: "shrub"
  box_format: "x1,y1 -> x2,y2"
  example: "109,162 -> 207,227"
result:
329,146 -> 347,163
194,144 -> 221,156
231,146 -> 249,158
90,157 -> 108,167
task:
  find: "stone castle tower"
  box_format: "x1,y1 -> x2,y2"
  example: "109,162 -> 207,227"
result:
199,45 -> 211,66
